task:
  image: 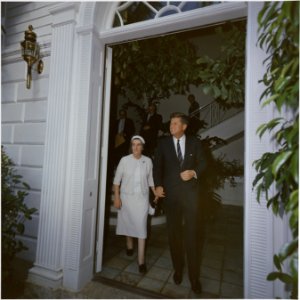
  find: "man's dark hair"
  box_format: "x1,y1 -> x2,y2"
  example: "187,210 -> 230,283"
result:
119,109 -> 126,115
170,112 -> 189,125
188,94 -> 195,101
149,103 -> 157,112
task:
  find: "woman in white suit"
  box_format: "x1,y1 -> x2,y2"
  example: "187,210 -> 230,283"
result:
113,135 -> 157,273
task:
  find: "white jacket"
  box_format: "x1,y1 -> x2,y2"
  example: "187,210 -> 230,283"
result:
113,154 -> 154,195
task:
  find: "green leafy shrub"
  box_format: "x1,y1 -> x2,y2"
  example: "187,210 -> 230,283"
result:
1,147 -> 37,280
195,23 -> 246,109
113,21 -> 246,107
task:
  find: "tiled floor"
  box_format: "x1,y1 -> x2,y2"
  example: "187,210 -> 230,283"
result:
96,205 -> 243,299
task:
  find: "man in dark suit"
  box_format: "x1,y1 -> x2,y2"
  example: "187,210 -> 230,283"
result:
153,112 -> 206,294
187,94 -> 201,135
114,109 -> 135,166
140,103 -> 162,156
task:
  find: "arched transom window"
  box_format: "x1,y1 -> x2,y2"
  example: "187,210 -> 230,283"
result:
113,1 -> 221,27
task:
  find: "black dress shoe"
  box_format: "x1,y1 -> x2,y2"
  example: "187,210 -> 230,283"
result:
173,271 -> 183,285
139,264 -> 147,274
126,248 -> 133,256
191,280 -> 202,294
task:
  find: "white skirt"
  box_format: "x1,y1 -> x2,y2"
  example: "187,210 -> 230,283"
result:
116,192 -> 149,239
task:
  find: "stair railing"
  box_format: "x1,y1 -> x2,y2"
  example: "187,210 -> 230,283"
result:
190,100 -> 244,132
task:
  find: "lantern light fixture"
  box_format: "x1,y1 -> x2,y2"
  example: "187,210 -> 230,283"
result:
20,25 -> 43,89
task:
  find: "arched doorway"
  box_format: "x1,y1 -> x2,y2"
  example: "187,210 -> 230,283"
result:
86,2 -> 248,297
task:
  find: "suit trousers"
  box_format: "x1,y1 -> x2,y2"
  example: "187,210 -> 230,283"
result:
164,184 -> 201,282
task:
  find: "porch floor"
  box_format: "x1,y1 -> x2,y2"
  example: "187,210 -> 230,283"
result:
10,204 -> 243,299
95,204 -> 243,299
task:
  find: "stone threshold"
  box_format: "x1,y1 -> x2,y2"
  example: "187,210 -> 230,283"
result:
93,274 -> 170,299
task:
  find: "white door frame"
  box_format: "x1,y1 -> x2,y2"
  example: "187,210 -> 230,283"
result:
96,46 -> 113,272
95,0 -> 248,272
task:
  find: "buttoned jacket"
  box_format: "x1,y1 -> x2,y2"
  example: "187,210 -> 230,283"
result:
113,154 -> 154,195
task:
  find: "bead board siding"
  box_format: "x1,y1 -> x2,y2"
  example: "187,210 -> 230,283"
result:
3,2 -> 57,48
2,2 -> 53,261
244,3 -> 277,298
32,4 -> 78,278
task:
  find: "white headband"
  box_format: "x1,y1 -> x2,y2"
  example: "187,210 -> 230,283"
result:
131,135 -> 145,144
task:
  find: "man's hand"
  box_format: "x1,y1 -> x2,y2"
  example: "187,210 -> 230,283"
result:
180,170 -> 196,181
114,197 -> 122,209
155,186 -> 165,198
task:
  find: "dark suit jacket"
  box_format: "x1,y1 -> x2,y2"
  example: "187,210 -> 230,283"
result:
115,118 -> 135,143
140,113 -> 163,141
153,135 -> 206,193
188,101 -> 200,118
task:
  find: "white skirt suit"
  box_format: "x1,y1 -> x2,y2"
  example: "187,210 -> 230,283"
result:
113,154 -> 154,239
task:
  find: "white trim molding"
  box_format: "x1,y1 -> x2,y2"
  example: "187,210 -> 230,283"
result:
99,2 -> 247,44
27,3 -> 78,290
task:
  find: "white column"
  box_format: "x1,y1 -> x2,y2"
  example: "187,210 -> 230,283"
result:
62,25 -> 104,291
28,3 -> 78,289
244,3 -> 287,298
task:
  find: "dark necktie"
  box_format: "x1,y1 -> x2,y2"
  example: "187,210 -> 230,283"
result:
177,139 -> 183,166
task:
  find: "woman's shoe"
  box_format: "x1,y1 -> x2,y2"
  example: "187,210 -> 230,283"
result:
126,248 -> 133,256
139,264 -> 147,274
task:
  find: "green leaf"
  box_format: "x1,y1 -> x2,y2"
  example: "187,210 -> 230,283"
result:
287,190 -> 298,211
256,118 -> 282,138
290,254 -> 298,278
212,86 -> 221,98
22,182 -> 30,189
262,94 -> 279,107
267,272 -> 279,281
271,151 -> 293,177
16,223 -> 25,234
290,151 -> 299,183
202,84 -> 213,95
277,273 -> 294,284
279,239 -> 298,261
273,254 -> 282,271
257,3 -> 269,26
253,172 -> 265,187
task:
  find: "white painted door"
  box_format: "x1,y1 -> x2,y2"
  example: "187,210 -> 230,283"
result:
95,46 -> 113,272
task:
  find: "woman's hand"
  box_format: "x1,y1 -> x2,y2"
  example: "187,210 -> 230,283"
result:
154,196 -> 159,203
114,197 -> 122,209
155,186 -> 165,198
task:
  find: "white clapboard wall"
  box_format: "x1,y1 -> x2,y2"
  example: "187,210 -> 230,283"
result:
2,2 -> 55,260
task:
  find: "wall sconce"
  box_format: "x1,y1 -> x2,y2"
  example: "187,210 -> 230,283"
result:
20,25 -> 43,89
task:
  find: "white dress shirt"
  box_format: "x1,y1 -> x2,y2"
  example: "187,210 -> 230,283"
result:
118,118 -> 125,133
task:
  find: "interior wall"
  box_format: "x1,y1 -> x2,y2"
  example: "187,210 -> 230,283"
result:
159,30 -> 223,120
213,135 -> 244,162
